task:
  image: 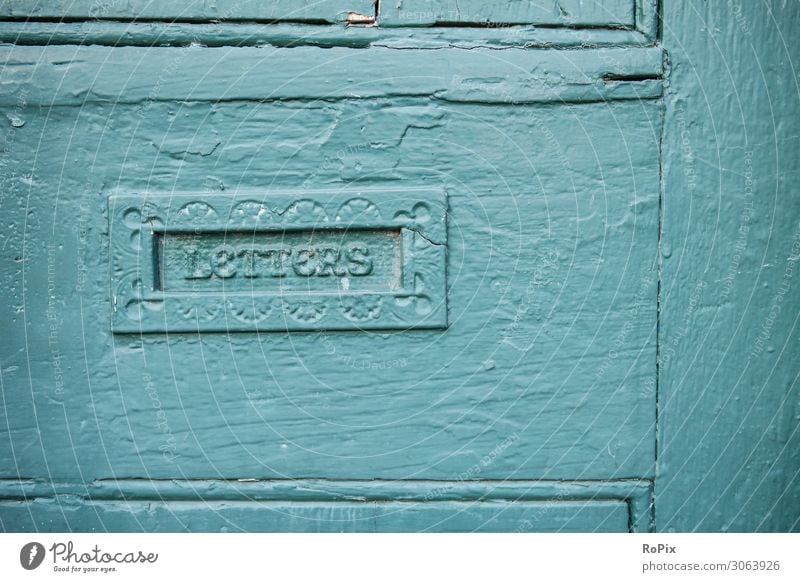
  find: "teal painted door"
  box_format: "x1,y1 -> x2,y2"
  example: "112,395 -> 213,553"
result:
0,1 -> 797,532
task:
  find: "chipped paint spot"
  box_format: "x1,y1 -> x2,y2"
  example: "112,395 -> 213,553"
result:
6,113 -> 25,128
346,12 -> 376,26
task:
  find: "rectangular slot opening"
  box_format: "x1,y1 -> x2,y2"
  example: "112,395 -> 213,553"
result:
156,229 -> 402,294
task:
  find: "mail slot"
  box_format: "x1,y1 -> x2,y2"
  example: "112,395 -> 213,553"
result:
109,190 -> 447,332
161,231 -> 393,285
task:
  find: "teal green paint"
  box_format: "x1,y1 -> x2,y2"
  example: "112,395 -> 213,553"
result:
0,34 -> 662,527
12,0 -> 799,533
0,40 -> 660,527
1,91 -> 660,485
0,21 -> 655,48
0,0 -> 375,23
108,190 -> 447,332
0,480 -> 652,532
658,1 -> 800,532
378,0 -> 634,27
2,500 -> 632,533
0,45 -> 663,106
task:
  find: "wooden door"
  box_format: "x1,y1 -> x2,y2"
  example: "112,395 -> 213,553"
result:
1,0 -> 796,532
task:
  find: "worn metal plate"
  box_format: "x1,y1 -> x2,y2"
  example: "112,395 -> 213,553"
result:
108,189 -> 447,333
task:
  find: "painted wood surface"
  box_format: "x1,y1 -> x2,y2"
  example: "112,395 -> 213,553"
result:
2,500 -> 633,533
1,0 -> 795,534
378,0 -> 634,27
0,0 -> 375,23
658,1 -> 800,532
0,0 -> 674,531
0,20 -> 655,48
0,0 -> 659,41
0,45 -> 663,106
0,42 -> 661,498
0,479 -> 652,532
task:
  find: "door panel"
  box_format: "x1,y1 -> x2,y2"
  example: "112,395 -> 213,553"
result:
378,0 -> 634,26
378,0 -> 658,40
0,0 -> 374,23
0,22 -> 662,531
1,500 -> 632,533
0,480 -> 651,532
657,0 -> 800,531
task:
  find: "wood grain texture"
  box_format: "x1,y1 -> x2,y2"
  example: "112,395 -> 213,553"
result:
0,499 -> 632,533
0,21 -> 654,49
0,0 -> 375,23
0,45 -> 661,488
658,1 -> 800,532
0,45 -> 663,106
0,479 -> 651,532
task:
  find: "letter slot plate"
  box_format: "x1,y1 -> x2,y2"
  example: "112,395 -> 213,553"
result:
108,189 -> 447,333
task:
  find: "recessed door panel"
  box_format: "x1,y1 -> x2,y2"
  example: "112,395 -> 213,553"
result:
0,41 -> 661,531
